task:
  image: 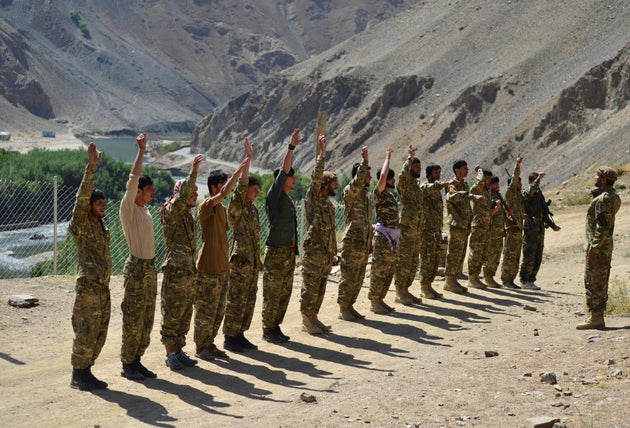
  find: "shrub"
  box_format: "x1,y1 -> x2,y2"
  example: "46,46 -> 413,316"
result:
606,277 -> 630,315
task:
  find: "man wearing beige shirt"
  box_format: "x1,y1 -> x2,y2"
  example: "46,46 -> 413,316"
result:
119,133 -> 158,381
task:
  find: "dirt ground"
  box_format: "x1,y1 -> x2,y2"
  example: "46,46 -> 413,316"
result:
1,189 -> 630,428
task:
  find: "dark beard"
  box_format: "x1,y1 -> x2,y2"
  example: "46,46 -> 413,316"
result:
386,183 -> 395,189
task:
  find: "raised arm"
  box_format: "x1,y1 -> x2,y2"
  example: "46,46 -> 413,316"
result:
376,148 -> 393,193
282,128 -> 304,174
132,133 -> 146,176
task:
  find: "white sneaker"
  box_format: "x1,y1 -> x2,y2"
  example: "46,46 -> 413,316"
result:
503,281 -> 521,289
522,282 -> 540,290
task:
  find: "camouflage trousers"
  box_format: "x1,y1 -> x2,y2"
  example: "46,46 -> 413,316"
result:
467,226 -> 490,275
300,250 -> 333,317
419,229 -> 441,285
519,222 -> 545,283
445,226 -> 469,276
194,271 -> 229,350
223,255 -> 260,337
121,256 -> 157,364
160,266 -> 195,349
262,246 -> 296,332
584,247 -> 613,313
395,224 -> 421,291
483,230 -> 505,278
368,233 -> 398,301
500,227 -> 522,283
71,277 -> 111,369
337,239 -> 370,306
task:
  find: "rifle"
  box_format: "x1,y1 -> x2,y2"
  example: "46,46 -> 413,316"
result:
538,190 -> 558,229
496,191 -> 517,226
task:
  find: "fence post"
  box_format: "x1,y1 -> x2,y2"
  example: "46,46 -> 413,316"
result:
53,176 -> 58,275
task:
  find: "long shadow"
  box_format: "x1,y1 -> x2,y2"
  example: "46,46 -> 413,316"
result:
138,377 -> 238,418
239,348 -> 335,379
281,339 -> 377,370
317,331 -> 417,357
0,352 -> 25,365
93,388 -> 178,427
390,308 -> 473,331
359,315 -> 450,348
436,294 -> 512,315
175,364 -> 286,403
488,287 -> 551,303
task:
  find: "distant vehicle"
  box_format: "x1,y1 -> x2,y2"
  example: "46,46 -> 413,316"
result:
42,131 -> 56,138
0,131 -> 10,141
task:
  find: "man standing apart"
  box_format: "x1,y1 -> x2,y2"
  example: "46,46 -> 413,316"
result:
394,145 -> 423,305
69,142 -> 111,391
301,135 -> 338,334
119,133 -> 158,380
419,163 -> 456,299
369,148 -> 399,314
223,139 -> 262,352
159,154 -> 203,370
262,128 -> 304,343
337,146 -> 372,321
519,171 -> 561,290
576,167 -> 620,330
194,155 -> 248,360
500,156 -> 524,289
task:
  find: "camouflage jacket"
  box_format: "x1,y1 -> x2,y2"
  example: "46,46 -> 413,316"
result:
161,168 -> 198,272
374,187 -> 399,229
420,180 -> 448,233
470,168 -> 491,229
586,185 -> 620,253
303,155 -> 337,259
397,156 -> 422,229
68,164 -> 111,283
228,177 -> 262,267
521,176 -> 553,228
446,179 -> 472,230
504,163 -> 523,230
489,190 -> 506,232
342,158 -> 372,244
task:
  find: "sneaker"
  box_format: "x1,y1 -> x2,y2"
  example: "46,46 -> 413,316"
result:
210,344 -> 229,359
165,352 -> 185,370
85,366 -> 108,389
237,333 -> 258,350
195,348 -> 215,361
224,335 -> 244,352
522,282 -> 541,290
176,351 -> 198,367
121,363 -> 144,380
502,281 -> 521,289
71,369 -> 96,391
276,327 -> 290,342
262,330 -> 284,343
134,357 -> 157,378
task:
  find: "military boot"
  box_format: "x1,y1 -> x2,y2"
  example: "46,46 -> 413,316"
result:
394,287 -> 413,305
444,275 -> 468,294
314,317 -> 332,332
484,275 -> 502,288
380,299 -> 395,312
421,283 -> 442,299
70,368 -> 96,391
339,304 -> 356,321
370,300 -> 389,314
301,314 -> 324,334
407,288 -> 423,304
468,274 -> 487,289
576,312 -> 605,330
349,305 -> 365,319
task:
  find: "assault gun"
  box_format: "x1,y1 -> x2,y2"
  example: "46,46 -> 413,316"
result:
496,191 -> 517,226
539,190 -> 559,229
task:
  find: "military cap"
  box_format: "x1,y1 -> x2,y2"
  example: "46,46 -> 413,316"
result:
597,166 -> 618,182
322,171 -> 338,186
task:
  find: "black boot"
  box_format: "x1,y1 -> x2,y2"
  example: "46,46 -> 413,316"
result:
224,335 -> 244,352
85,366 -> 108,389
121,362 -> 144,380
237,332 -> 258,350
276,326 -> 290,342
133,356 -> 157,378
71,368 -> 96,391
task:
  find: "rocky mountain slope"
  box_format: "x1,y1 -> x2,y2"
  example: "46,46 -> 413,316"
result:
0,0 -> 414,135
191,0 -> 630,185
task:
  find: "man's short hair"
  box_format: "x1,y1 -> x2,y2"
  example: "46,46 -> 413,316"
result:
208,170 -> 228,191
138,174 -> 153,189
490,176 -> 500,184
376,169 -> 395,180
529,172 -> 539,183
411,157 -> 421,165
452,160 -> 467,173
248,176 -> 260,187
483,169 -> 493,177
273,167 -> 295,178
90,189 -> 105,204
425,163 -> 440,179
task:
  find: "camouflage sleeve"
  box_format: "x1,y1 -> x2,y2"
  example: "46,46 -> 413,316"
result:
305,155 -> 325,223
69,164 -> 95,237
346,158 -> 368,202
590,194 -> 615,249
421,180 -> 447,195
446,182 -> 472,201
470,168 -> 485,195
168,168 -> 199,221
228,177 -> 248,228
396,156 -> 414,202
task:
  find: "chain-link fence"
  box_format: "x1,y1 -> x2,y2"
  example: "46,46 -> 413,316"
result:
0,178 -> 347,279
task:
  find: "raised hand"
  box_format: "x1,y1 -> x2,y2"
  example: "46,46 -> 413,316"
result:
407,144 -> 415,157
361,146 -> 368,161
318,134 -> 327,157
192,154 -> 204,173
244,137 -> 254,159
136,133 -> 147,151
87,142 -> 102,166
291,128 -> 305,147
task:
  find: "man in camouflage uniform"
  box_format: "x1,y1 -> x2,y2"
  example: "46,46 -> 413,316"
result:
419,163 -> 456,299
519,171 -> 561,290
467,166 -> 495,289
223,139 -> 263,351
262,128 -> 304,343
69,142 -> 111,391
119,133 -> 158,381
159,154 -> 203,370
481,176 -> 504,288
394,145 -> 423,305
194,152 -> 248,361
300,135 -> 338,334
369,148 -> 399,314
500,156 -> 524,289
444,160 -> 485,294
577,166 -> 620,330
338,146 -> 372,321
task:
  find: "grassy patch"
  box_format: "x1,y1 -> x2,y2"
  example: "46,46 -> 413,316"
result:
606,276 -> 630,315
562,189 -> 591,206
